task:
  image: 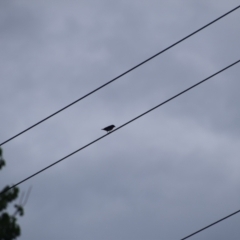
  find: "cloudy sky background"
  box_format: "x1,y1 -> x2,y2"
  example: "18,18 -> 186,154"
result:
1,1 -> 240,239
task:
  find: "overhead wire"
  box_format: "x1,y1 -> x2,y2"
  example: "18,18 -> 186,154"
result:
1,58 -> 239,195
1,4 -> 240,147
180,208 -> 240,239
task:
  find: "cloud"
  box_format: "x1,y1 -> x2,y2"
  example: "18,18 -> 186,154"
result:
1,1 -> 240,240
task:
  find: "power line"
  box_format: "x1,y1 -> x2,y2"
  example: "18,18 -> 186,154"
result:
1,58 -> 239,195
1,5 -> 239,147
180,208 -> 240,239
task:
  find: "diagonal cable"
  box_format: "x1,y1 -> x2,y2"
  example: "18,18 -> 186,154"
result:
1,5 -> 240,147
180,208 -> 240,239
1,58 -> 239,195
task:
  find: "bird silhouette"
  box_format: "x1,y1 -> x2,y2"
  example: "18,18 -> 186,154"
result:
102,125 -> 115,132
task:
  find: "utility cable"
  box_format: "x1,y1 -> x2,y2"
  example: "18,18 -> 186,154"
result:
180,208 -> 240,239
1,58 -> 239,196
1,4 -> 239,147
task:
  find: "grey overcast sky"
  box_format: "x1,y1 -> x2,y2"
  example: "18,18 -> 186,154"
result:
1,1 -> 240,239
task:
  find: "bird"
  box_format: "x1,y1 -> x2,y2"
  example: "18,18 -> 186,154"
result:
102,125 -> 115,132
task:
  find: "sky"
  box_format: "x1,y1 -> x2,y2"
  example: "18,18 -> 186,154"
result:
1,1 -> 240,239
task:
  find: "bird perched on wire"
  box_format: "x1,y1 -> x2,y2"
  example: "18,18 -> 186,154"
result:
102,125 -> 115,132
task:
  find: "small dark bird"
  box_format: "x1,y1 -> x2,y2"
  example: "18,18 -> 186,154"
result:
102,125 -> 115,132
